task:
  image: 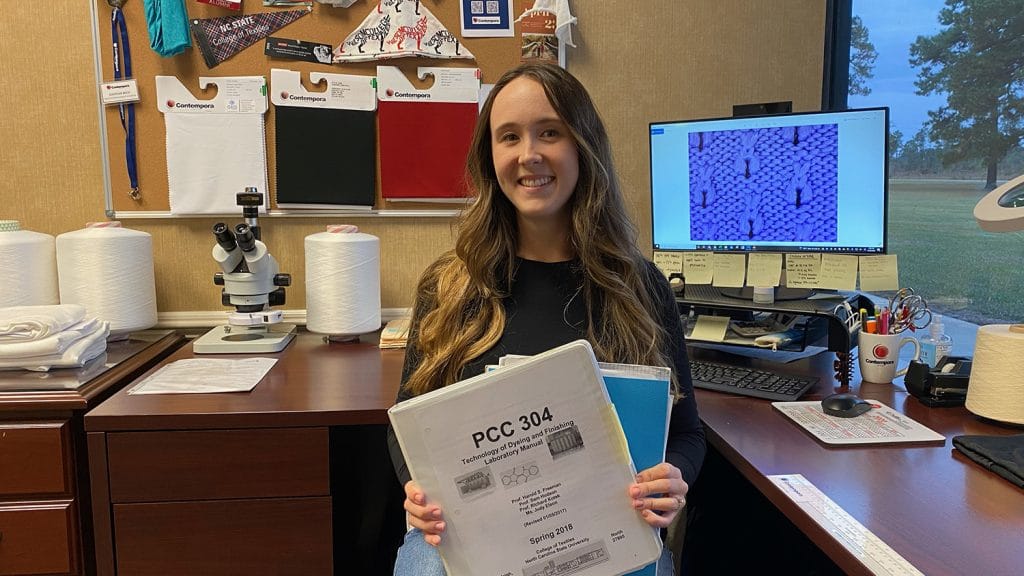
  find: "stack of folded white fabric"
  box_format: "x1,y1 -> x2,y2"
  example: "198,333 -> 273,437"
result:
0,304 -> 111,371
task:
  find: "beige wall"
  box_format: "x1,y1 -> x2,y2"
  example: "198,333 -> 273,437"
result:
0,1 -> 824,317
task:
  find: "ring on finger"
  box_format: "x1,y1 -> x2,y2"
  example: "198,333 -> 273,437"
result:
674,495 -> 686,511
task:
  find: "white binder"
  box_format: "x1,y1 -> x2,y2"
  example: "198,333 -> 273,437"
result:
388,340 -> 662,576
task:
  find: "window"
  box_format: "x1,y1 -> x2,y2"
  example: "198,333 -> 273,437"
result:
831,0 -> 1024,326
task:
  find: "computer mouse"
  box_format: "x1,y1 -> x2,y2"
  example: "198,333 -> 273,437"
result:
821,393 -> 873,418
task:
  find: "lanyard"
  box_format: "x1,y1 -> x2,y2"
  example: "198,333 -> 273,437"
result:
111,6 -> 140,200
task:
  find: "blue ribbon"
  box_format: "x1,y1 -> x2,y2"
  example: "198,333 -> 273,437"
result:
111,7 -> 139,199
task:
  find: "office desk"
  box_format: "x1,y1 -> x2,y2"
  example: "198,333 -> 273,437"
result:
0,331 -> 185,576
687,348 -> 1024,576
85,333 -> 407,576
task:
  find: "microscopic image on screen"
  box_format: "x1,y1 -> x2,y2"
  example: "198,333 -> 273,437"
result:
688,124 -> 838,243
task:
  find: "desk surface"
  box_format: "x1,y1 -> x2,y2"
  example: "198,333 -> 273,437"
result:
84,334 -> 1023,575
690,348 -> 1024,576
85,332 -> 405,432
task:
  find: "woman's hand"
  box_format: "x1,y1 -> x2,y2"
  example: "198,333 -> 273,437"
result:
404,480 -> 446,546
628,462 -> 689,528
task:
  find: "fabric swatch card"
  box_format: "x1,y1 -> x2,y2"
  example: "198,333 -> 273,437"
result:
271,70 -> 377,209
377,66 -> 480,201
157,76 -> 269,215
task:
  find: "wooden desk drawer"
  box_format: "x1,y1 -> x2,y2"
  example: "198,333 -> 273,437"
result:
113,497 -> 332,576
106,427 -> 329,503
0,501 -> 75,575
0,422 -> 68,497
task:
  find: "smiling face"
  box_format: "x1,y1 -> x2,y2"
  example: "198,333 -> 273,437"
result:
489,77 -> 580,228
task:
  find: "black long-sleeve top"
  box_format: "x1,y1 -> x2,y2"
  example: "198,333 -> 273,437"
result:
387,258 -> 706,487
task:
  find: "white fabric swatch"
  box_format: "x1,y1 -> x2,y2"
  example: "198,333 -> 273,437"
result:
166,113 -> 268,215
0,318 -> 102,359
0,304 -> 87,342
0,321 -> 110,371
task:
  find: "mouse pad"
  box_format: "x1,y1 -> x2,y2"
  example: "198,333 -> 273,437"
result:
772,400 -> 945,446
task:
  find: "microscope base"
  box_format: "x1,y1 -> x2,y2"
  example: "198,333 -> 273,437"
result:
193,323 -> 297,354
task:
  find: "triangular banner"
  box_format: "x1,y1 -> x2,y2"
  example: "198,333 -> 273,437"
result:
191,9 -> 310,68
334,1 -> 474,62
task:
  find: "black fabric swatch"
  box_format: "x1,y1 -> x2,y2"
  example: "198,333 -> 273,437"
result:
275,106 -> 376,208
952,433 -> 1024,489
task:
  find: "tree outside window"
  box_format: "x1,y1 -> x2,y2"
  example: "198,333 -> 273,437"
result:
849,0 -> 1024,326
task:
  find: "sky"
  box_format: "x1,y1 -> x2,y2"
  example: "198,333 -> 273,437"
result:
848,1 -> 947,139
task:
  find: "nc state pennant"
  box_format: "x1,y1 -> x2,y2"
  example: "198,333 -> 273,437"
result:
191,9 -> 310,68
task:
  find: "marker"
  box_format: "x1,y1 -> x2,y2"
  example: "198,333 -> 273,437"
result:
865,318 -> 877,334
879,307 -> 889,335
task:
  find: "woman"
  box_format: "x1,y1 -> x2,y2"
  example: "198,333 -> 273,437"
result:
387,62 -> 705,575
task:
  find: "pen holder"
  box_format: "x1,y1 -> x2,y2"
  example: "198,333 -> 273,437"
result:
858,331 -> 920,384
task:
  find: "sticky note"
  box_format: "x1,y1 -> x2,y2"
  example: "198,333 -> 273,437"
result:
746,253 -> 782,287
711,253 -> 746,288
858,255 -> 899,291
690,315 -> 730,342
785,253 -> 821,288
683,251 -> 713,284
653,251 -> 683,278
818,254 -> 858,290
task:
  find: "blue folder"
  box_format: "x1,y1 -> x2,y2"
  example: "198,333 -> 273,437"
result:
602,367 -> 671,576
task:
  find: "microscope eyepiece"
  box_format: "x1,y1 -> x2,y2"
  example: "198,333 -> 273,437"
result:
234,223 -> 256,252
212,222 -> 237,252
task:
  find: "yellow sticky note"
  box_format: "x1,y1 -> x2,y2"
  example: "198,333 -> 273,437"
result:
785,253 -> 821,288
746,253 -> 782,287
711,253 -> 746,288
653,251 -> 683,278
818,254 -> 858,290
683,251 -> 714,284
859,255 -> 899,291
690,315 -> 730,342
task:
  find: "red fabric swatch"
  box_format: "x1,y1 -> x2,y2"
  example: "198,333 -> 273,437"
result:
378,100 -> 478,199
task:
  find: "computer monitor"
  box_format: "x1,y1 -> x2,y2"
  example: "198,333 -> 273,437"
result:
649,107 -> 888,298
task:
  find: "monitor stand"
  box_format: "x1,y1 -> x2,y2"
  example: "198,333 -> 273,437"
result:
718,286 -> 816,301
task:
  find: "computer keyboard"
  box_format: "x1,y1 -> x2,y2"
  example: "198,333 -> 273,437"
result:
689,359 -> 818,401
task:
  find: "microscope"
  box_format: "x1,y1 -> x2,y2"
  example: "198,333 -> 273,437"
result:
193,190 -> 297,354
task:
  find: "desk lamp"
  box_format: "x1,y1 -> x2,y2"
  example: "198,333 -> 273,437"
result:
968,175 -> 1024,424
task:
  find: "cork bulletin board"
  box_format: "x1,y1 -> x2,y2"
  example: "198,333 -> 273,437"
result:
96,0 -> 524,215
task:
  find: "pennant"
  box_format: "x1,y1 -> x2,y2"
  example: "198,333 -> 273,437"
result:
190,9 -> 310,68
334,1 -> 474,62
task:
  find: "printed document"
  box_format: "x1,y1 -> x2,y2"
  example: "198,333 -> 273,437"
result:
127,358 -> 277,394
389,340 -> 661,576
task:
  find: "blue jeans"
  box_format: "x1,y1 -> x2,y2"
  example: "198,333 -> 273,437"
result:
394,528 -> 675,576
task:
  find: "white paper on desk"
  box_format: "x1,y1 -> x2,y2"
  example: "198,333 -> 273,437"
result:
388,340 -> 661,576
127,358 -> 277,394
771,400 -> 944,445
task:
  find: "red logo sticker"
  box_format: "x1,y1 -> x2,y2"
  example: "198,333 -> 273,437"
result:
281,91 -> 289,99
872,344 -> 890,359
166,99 -> 175,108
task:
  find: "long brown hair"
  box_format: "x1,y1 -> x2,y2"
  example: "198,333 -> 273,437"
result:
405,62 -> 672,395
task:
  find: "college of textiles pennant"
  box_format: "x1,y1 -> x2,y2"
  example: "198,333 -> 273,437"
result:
333,1 -> 474,62
190,9 -> 310,68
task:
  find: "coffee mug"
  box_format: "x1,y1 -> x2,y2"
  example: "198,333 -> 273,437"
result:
858,331 -> 921,384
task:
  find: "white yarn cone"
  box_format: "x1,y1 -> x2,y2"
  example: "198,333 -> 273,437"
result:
305,225 -> 381,336
56,222 -> 158,337
0,220 -> 59,307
